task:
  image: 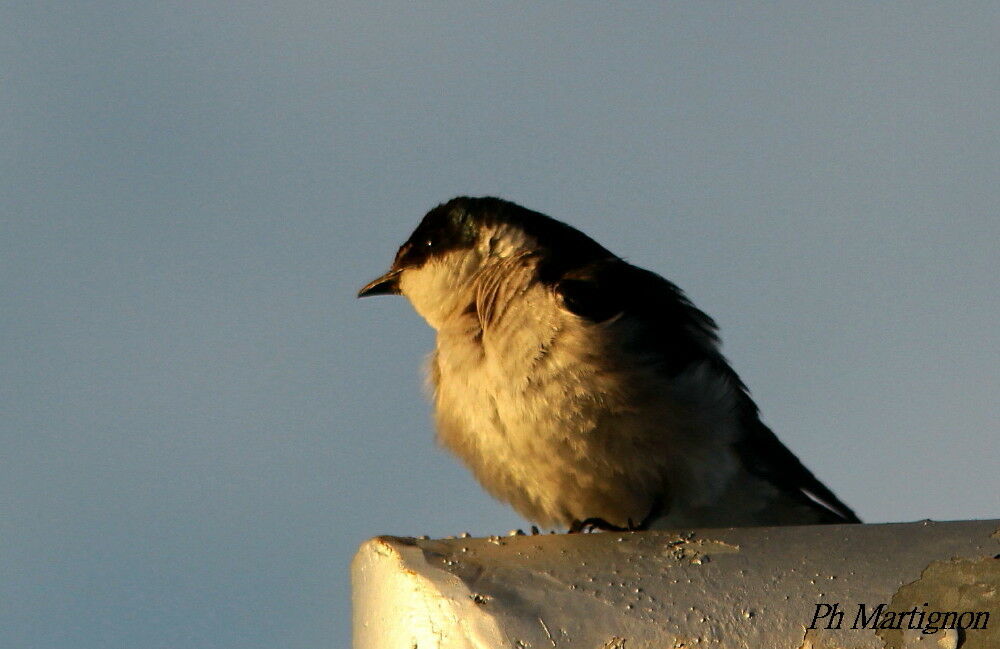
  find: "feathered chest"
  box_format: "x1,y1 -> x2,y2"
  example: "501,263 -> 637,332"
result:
428,265 -> 657,456
420,260 -> 743,527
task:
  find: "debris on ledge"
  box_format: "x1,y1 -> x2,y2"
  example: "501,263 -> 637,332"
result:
352,519 -> 1000,649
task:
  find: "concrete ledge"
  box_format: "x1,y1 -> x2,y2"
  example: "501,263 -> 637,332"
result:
352,519 -> 999,649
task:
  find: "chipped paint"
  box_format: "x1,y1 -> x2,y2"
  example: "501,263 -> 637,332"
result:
660,533 -> 740,566
876,557 -> 999,649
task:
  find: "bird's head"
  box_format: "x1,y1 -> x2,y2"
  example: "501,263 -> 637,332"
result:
358,196 -> 611,329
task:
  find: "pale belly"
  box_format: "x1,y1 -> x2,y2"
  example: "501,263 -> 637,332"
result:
429,307 -> 743,529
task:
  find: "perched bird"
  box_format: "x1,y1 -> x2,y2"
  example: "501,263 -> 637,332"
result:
359,197 -> 859,531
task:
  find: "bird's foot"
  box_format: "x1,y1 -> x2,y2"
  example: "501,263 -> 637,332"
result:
569,517 -> 634,533
569,507 -> 660,533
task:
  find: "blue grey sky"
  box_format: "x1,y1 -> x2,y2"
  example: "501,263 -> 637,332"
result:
3,3 -> 997,648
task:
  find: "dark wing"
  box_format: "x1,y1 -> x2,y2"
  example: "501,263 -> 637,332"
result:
553,258 -> 720,375
553,257 -> 860,524
732,407 -> 861,523
708,335 -> 861,523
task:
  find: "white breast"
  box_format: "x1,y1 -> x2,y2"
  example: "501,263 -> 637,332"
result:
427,262 -> 743,529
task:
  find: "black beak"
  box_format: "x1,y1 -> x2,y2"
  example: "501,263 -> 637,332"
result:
357,268 -> 402,298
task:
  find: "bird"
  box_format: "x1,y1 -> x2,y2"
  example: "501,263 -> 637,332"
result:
358,196 -> 859,531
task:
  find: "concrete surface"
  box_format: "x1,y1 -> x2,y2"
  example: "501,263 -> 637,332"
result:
352,519 -> 999,649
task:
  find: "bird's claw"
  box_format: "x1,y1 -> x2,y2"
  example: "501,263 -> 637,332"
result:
569,517 -> 630,533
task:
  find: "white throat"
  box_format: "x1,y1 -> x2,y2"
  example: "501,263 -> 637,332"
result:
398,224 -> 538,331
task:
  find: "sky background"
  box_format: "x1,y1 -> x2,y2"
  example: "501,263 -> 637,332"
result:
2,3 -> 998,648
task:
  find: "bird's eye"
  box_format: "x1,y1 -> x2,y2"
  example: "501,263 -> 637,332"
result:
424,238 -> 434,247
